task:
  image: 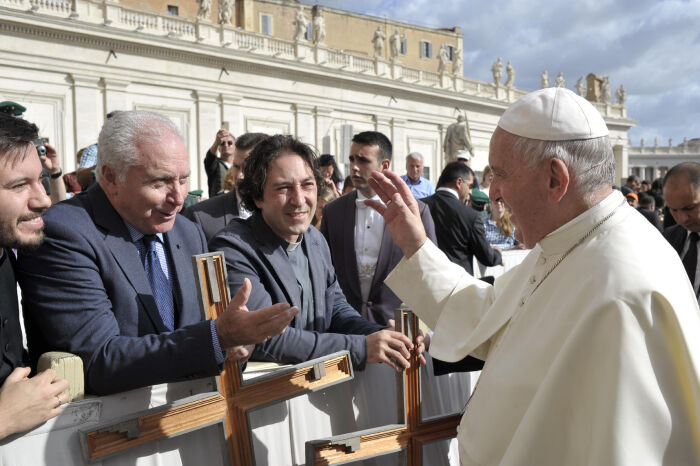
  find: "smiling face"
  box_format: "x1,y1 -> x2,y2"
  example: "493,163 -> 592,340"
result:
101,131 -> 190,235
255,153 -> 317,243
0,143 -> 52,249
488,127 -> 548,248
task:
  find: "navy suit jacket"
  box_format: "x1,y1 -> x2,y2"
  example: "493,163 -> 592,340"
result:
17,184 -> 220,395
421,190 -> 501,275
209,213 -> 383,370
182,190 -> 240,242
320,191 -> 436,326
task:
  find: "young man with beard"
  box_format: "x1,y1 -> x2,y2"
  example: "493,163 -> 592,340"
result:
0,113 -> 69,439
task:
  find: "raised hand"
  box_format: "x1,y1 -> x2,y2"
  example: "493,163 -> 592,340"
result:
365,169 -> 427,258
215,278 -> 299,350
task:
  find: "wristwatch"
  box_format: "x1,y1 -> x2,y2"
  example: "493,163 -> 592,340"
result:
50,169 -> 63,179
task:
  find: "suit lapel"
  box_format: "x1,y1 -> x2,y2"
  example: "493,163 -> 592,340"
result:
342,192 -> 363,301
251,215 -> 302,319
89,185 -> 168,333
163,226 -> 192,326
305,233 -> 326,331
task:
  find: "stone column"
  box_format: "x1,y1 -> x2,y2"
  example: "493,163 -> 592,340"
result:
612,144 -> 628,187
194,90 -> 220,194
221,93 -> 244,136
102,78 -> 130,114
70,74 -> 102,156
390,118 -> 407,171
314,106 -> 333,155
293,104 -> 315,144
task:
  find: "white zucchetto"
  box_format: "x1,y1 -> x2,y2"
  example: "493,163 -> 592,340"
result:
498,87 -> 609,141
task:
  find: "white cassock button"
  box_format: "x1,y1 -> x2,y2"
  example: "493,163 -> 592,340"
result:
529,275 -> 536,284
519,297 -> 526,306
537,256 -> 546,265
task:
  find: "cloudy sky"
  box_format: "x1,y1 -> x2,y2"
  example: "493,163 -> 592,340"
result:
302,0 -> 700,147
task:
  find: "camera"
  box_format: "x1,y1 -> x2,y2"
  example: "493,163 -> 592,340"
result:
34,137 -> 48,156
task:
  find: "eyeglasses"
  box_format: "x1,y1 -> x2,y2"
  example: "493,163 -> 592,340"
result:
220,141 -> 234,147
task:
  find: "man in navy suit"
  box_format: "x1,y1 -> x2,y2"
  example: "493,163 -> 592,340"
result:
17,111 -> 297,395
183,132 -> 267,242
320,131 -> 436,326
663,162 -> 700,301
209,135 -> 417,371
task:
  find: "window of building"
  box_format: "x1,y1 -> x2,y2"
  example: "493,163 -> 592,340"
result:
420,41 -> 433,59
400,38 -> 408,55
261,14 -> 272,35
446,45 -> 455,61
305,21 -> 313,41
167,5 -> 178,16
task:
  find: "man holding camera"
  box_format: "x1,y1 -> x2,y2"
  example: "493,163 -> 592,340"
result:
204,126 -> 235,198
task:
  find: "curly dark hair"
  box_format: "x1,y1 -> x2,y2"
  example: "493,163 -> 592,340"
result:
0,113 -> 39,165
238,134 -> 325,213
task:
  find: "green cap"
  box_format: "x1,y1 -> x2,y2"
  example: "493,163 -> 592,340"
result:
470,188 -> 490,205
188,189 -> 203,197
0,101 -> 26,116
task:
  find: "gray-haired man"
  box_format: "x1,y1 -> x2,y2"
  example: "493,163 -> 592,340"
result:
17,111 -> 296,395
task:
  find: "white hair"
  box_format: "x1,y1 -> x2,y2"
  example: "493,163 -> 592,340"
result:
510,135 -> 615,203
406,152 -> 424,163
96,110 -> 183,182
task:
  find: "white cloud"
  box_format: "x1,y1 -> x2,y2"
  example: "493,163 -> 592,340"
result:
302,0 -> 700,144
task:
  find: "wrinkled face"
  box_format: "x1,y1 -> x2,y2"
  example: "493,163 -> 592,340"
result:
102,133 -> 190,235
406,157 -> 423,182
349,142 -> 389,196
219,135 -> 235,160
488,127 -> 547,248
255,153 -> 317,243
0,144 -> 52,249
458,173 -> 473,204
231,147 -> 252,192
320,164 -> 334,182
664,175 -> 700,232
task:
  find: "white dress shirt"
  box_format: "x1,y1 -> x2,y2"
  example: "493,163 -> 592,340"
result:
354,191 -> 385,317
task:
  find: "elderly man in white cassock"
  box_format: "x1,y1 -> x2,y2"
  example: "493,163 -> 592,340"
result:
366,87 -> 700,465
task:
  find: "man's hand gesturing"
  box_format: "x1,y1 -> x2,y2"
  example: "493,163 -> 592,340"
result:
215,278 -> 298,350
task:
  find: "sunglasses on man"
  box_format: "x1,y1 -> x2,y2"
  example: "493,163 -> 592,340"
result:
220,141 -> 234,147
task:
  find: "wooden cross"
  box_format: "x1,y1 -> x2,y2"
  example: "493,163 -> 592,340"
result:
80,251 -> 354,464
305,309 -> 463,465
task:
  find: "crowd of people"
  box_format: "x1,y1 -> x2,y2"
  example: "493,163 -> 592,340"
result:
1,87 -> 699,465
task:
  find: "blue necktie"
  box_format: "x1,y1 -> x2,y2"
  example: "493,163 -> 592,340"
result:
140,235 -> 175,331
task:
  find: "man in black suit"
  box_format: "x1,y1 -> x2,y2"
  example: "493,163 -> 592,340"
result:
320,131 -> 436,326
183,132 -> 267,241
0,113 -> 69,439
421,162 -> 502,275
663,162 -> 700,301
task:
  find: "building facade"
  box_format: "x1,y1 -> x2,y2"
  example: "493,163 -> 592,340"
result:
628,137 -> 700,182
0,0 -> 634,195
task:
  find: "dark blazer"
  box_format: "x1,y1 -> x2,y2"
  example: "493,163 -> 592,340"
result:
16,185 -> 220,395
421,190 -> 501,275
182,190 -> 240,242
0,249 -> 26,385
209,213 -> 383,369
320,191 -> 437,326
204,150 -> 229,199
664,224 -> 687,256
